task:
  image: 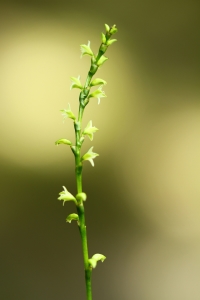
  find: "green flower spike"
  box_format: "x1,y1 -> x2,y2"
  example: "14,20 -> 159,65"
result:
55,139 -> 72,146
90,78 -> 107,87
88,86 -> 106,105
82,120 -> 98,141
88,254 -> 106,269
80,41 -> 94,58
66,213 -> 79,224
70,75 -> 83,90
58,186 -> 77,205
96,55 -> 108,67
82,147 -> 99,167
60,103 -> 76,121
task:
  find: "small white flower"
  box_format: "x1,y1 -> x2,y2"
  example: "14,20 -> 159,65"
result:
70,75 -> 83,90
82,147 -> 99,167
82,120 -> 98,141
80,41 -> 94,58
60,103 -> 76,121
58,186 -> 76,205
88,86 -> 106,105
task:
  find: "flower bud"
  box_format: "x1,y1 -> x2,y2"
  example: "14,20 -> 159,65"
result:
107,39 -> 117,46
82,147 -> 99,167
82,120 -> 98,141
88,253 -> 106,269
104,24 -> 110,32
101,33 -> 106,44
76,192 -> 87,202
66,213 -> 79,223
96,55 -> 108,67
55,139 -> 72,146
90,78 -> 107,87
110,25 -> 118,34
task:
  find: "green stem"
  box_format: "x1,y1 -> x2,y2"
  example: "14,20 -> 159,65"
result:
73,28 -> 116,298
75,103 -> 92,300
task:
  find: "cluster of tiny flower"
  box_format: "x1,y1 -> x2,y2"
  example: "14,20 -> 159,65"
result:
55,24 -> 117,271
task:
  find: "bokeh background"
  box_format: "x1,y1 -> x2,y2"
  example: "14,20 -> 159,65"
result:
1,0 -> 200,299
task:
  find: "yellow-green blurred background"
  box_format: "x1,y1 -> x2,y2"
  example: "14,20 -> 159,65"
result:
1,0 -> 200,299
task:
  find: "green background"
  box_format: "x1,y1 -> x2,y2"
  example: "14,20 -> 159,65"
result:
1,0 -> 200,299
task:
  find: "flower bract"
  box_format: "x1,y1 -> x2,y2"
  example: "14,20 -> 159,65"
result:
66,213 -> 79,223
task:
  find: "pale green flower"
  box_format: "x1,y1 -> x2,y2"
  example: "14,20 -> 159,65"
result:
70,75 -> 83,90
88,253 -> 106,269
88,86 -> 106,105
96,55 -> 108,66
82,120 -> 98,141
82,147 -> 99,167
110,25 -> 118,34
60,103 -> 76,121
107,39 -> 117,46
80,41 -> 94,58
90,78 -> 107,87
58,186 -> 76,205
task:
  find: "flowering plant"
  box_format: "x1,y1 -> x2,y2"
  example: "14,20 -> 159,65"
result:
55,24 -> 118,300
